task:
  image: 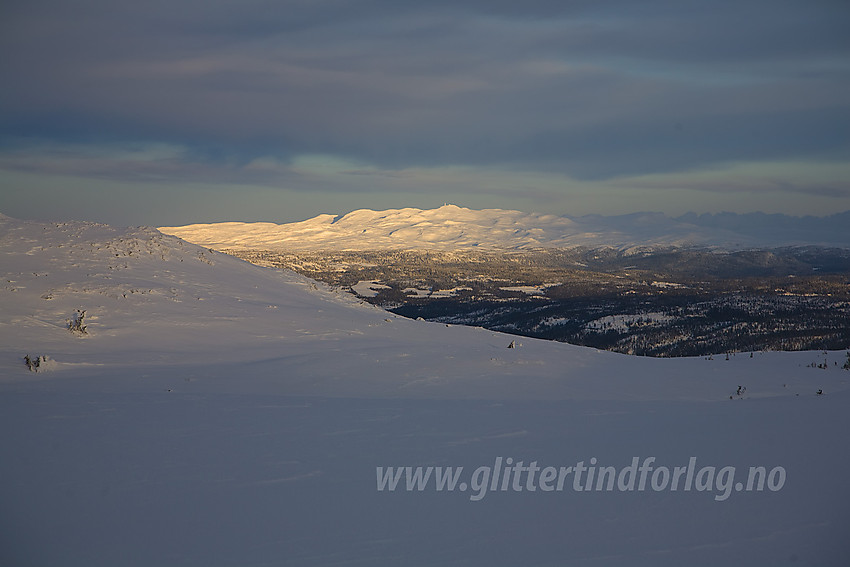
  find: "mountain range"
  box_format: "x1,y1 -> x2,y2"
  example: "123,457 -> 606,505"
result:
159,205 -> 850,251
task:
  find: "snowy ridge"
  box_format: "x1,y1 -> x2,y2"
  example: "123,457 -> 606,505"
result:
159,205 -> 850,252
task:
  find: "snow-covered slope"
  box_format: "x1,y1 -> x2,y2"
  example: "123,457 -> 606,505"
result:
2,214 -> 849,566
159,205 -> 850,252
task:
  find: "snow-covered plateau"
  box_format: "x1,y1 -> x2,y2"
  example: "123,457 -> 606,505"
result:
1,213 -> 849,566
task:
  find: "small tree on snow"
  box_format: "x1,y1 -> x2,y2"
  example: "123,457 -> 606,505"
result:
24,354 -> 49,372
68,309 -> 87,334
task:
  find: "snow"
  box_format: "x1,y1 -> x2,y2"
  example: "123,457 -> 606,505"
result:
651,281 -> 687,289
500,285 -> 550,295
586,313 -> 677,333
428,286 -> 473,298
2,213 -> 850,566
540,316 -> 573,327
350,280 -> 391,298
402,286 -> 432,298
159,205 -> 850,252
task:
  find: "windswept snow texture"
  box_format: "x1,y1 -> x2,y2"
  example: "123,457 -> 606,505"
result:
2,214 -> 850,566
159,205 -> 850,251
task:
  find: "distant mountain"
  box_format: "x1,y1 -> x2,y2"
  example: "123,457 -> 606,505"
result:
159,205 -> 850,251
675,211 -> 850,246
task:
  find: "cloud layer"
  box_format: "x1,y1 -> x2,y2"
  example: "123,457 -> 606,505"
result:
1,1 -> 849,222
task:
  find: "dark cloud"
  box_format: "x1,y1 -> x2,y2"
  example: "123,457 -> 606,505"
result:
1,0 -> 849,183
0,143 -> 301,186
628,176 -> 850,199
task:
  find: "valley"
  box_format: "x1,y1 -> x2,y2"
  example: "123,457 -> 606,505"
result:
226,247 -> 850,357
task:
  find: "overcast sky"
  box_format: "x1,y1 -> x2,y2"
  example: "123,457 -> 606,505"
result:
2,0 -> 849,225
